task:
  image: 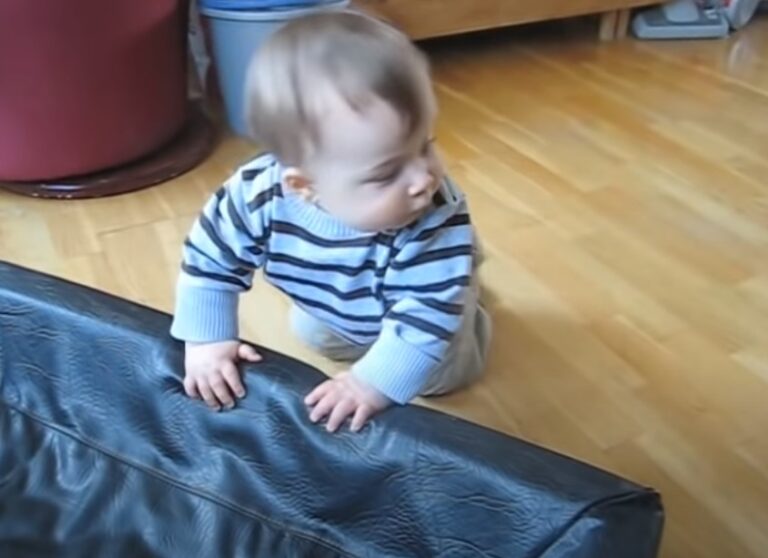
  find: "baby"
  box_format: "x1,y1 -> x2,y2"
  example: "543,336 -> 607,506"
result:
171,10 -> 491,432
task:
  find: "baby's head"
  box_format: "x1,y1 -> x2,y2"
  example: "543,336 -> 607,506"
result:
246,11 -> 442,231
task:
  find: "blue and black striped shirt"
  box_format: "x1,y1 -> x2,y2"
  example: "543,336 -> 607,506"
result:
171,153 -> 479,403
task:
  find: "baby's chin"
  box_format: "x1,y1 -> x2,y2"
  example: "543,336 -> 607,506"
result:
358,210 -> 428,233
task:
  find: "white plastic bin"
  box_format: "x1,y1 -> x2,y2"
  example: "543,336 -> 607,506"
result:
201,1 -> 350,136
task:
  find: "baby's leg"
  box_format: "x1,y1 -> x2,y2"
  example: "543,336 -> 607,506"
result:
290,305 -> 369,362
420,287 -> 492,397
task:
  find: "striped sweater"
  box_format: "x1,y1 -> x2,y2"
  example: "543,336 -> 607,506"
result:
171,153 -> 478,404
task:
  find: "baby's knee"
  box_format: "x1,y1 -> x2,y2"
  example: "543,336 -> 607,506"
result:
421,355 -> 483,398
289,305 -> 366,361
290,305 -> 326,346
422,306 -> 492,397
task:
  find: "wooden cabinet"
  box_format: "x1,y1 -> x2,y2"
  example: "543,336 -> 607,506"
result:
354,0 -> 659,40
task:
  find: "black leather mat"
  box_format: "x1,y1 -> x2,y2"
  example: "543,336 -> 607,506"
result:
0,261 -> 663,557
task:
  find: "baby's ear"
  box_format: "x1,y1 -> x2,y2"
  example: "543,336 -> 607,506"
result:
281,167 -> 315,202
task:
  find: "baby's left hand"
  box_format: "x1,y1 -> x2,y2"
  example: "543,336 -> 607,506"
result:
305,372 -> 391,433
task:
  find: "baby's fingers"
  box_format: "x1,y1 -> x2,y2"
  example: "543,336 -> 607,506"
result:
305,380 -> 332,407
326,399 -> 356,433
221,360 -> 246,400
238,344 -> 262,363
309,392 -> 337,424
350,405 -> 374,433
183,375 -> 200,399
197,379 -> 220,412
209,373 -> 235,410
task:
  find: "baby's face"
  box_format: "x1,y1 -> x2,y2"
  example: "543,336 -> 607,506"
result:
303,92 -> 443,232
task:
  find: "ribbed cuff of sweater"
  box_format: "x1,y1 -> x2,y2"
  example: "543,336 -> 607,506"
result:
352,330 -> 437,405
170,284 -> 239,343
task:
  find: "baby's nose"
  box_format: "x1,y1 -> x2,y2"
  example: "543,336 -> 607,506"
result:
408,171 -> 436,197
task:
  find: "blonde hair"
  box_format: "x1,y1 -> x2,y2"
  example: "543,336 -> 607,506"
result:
244,10 -> 433,166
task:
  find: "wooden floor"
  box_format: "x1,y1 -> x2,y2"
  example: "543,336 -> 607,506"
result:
2,16 -> 768,558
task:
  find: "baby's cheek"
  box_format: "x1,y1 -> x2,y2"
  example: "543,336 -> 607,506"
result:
428,150 -> 445,177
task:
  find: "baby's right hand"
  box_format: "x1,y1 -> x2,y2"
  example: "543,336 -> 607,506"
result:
184,341 -> 262,411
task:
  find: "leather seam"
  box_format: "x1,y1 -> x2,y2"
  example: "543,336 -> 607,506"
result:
532,489 -> 660,557
2,401 -> 355,558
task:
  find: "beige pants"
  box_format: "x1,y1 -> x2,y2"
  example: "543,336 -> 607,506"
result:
289,289 -> 491,397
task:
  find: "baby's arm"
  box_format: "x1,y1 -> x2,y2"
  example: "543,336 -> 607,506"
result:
171,159 -> 277,410
307,180 -> 476,431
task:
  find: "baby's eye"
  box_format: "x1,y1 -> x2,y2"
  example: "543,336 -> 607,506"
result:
370,168 -> 401,185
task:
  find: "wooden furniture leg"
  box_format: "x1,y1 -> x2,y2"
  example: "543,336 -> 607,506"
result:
599,8 -> 632,41
599,10 -> 619,41
616,8 -> 632,39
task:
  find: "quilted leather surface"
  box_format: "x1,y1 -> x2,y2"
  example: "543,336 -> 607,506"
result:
0,262 -> 663,557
